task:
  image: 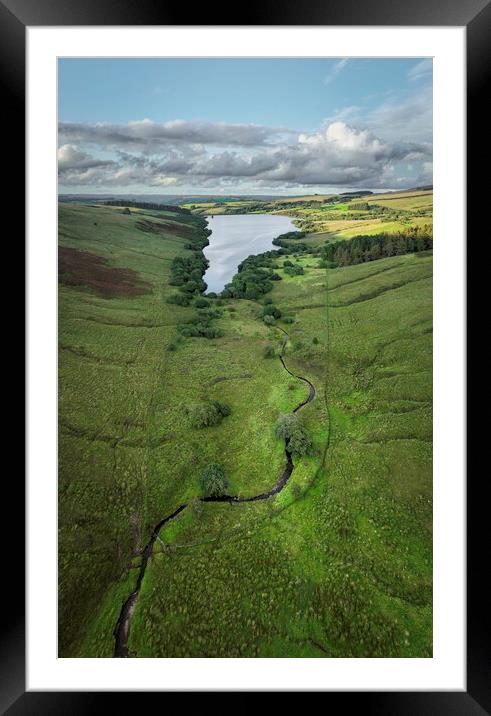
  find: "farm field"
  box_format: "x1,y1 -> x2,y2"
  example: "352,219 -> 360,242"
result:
187,188 -> 433,250
59,196 -> 432,658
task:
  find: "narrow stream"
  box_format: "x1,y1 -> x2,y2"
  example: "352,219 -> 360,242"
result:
113,328 -> 315,657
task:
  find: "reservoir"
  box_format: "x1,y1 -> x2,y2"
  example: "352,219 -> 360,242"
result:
203,214 -> 299,294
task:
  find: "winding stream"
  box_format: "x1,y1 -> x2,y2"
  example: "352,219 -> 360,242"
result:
113,328 -> 316,657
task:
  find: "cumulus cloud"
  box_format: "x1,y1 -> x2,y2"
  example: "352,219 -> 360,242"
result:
58,120 -> 432,191
58,144 -> 115,172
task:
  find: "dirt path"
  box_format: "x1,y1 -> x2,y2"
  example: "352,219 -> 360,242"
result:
113,328 -> 316,657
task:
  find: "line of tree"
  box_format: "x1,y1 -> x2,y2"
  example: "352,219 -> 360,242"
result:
165,220 -> 225,339
321,226 -> 432,267
103,199 -> 191,214
272,231 -> 310,251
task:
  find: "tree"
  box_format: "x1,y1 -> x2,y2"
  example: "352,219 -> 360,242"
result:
188,400 -> 231,428
275,413 -> 312,456
199,463 -> 229,498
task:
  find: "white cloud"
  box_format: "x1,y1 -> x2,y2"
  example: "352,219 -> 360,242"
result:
59,120 -> 432,191
407,58 -> 432,82
324,58 -> 349,85
59,119 -> 293,150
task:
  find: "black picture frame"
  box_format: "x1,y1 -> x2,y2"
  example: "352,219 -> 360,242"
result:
4,0 -> 482,711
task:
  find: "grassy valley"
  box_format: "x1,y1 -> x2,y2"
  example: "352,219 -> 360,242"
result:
59,189 -> 432,658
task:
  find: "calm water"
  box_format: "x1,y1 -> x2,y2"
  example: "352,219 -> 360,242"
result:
203,214 -> 298,293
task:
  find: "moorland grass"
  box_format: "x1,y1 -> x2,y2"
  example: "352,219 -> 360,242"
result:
59,200 -> 432,658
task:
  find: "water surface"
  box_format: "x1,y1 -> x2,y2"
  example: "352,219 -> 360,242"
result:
203,214 -> 298,294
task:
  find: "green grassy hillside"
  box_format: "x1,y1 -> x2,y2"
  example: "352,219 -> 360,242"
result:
59,202 -> 432,658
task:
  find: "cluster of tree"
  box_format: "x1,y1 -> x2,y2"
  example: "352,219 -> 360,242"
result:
177,312 -> 223,339
349,202 -> 372,211
275,413 -> 313,457
102,199 -> 191,214
274,231 -> 306,242
339,190 -> 373,198
321,226 -> 433,267
217,202 -> 267,214
272,231 -> 310,252
199,463 -> 229,498
185,226 -> 212,252
188,400 -> 231,429
260,303 -> 282,320
284,265 -> 304,277
222,252 -> 282,300
169,253 -> 209,294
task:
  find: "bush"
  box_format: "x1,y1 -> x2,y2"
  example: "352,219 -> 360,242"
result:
167,293 -> 191,306
282,316 -> 294,324
275,413 -> 312,456
188,400 -> 231,428
263,315 -> 276,326
261,304 -> 282,320
313,337 -> 319,344
194,297 -> 210,308
284,265 -> 304,276
263,344 -> 275,358
177,322 -> 223,339
199,463 -> 229,498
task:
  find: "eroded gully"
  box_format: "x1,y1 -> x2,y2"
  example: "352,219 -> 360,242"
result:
113,328 -> 316,657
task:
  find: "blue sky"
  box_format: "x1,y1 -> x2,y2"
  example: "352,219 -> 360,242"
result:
58,58 -> 432,195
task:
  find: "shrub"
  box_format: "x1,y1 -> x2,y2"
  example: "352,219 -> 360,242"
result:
284,265 -> 304,276
194,297 -> 210,308
282,316 -> 294,324
177,322 -> 223,339
275,413 -> 312,456
313,337 -> 319,344
261,304 -> 282,319
199,463 -> 229,498
263,344 -> 275,358
167,293 -> 191,306
263,315 -> 276,326
283,260 -> 294,267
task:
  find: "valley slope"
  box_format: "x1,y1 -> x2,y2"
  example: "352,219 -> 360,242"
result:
58,194 -> 432,657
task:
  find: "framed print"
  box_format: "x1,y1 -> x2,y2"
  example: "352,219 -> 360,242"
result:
4,0 -> 484,709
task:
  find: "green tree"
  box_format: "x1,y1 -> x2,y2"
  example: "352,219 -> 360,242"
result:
188,401 -> 231,428
199,464 -> 229,498
275,413 -> 312,456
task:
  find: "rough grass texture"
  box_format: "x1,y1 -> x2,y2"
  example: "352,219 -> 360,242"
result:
59,200 -> 432,658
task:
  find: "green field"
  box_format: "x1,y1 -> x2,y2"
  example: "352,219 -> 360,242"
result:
59,195 -> 432,658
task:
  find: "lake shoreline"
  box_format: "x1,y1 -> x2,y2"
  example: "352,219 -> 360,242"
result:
203,213 -> 298,294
